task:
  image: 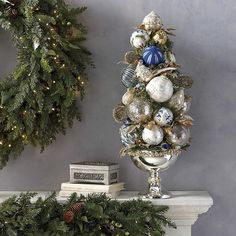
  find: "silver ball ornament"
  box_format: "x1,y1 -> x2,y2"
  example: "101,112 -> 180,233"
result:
130,29 -> 149,49
142,123 -> 164,145
126,98 -> 152,123
146,75 -> 173,103
154,107 -> 173,126
166,125 -> 190,146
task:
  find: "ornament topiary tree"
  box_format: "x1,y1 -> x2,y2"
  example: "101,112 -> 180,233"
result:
113,12 -> 193,198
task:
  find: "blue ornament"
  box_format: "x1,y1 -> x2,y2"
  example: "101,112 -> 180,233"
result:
120,125 -> 138,147
121,65 -> 138,88
142,46 -> 164,66
161,143 -> 171,150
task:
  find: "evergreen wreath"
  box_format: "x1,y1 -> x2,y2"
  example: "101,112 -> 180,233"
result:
0,192 -> 176,235
0,0 -> 92,168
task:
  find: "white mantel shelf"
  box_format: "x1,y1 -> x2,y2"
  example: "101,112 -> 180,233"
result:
0,191 -> 213,236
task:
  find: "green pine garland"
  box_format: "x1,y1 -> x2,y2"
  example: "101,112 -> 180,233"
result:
0,192 -> 176,235
0,0 -> 92,168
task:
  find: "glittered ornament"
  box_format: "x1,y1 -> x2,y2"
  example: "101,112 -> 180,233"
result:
153,30 -> 168,45
122,89 -> 135,105
164,51 -> 176,64
146,75 -> 173,102
135,61 -> 153,82
142,11 -> 162,31
182,95 -> 192,113
142,122 -> 163,145
126,98 -> 152,123
166,125 -> 190,146
124,51 -> 139,64
120,124 -> 138,147
171,75 -> 193,89
154,107 -> 173,126
63,210 -> 74,223
168,89 -> 185,111
113,104 -> 128,123
130,29 -> 150,48
121,65 -> 138,88
142,46 -> 164,66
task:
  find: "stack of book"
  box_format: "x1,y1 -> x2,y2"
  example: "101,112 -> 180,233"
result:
59,182 -> 124,198
59,161 -> 124,198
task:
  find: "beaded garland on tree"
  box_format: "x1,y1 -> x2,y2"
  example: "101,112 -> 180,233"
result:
0,0 -> 92,168
113,11 -> 194,157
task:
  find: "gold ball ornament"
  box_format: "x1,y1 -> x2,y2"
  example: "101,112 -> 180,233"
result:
122,89 -> 135,105
153,30 -> 168,45
126,98 -> 153,123
113,104 -> 128,123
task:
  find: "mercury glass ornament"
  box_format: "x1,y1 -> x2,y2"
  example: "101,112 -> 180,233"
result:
142,123 -> 163,145
142,11 -> 162,31
130,29 -> 150,48
126,98 -> 152,123
168,89 -> 185,111
122,89 -> 135,105
154,107 -> 173,126
120,124 -> 138,147
166,125 -> 190,146
153,30 -> 168,45
146,75 -> 173,102
113,104 -> 128,123
121,65 -> 138,88
182,95 -> 192,113
135,61 -> 153,82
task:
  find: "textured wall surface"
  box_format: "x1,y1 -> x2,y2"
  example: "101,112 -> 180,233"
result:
0,0 -> 236,235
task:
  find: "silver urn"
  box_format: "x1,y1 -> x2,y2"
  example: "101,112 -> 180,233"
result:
130,149 -> 181,199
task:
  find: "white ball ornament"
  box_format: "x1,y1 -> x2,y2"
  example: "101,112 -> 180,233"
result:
142,11 -> 162,31
122,89 -> 135,105
154,107 -> 173,126
142,123 -> 164,145
130,29 -> 150,49
146,75 -> 173,103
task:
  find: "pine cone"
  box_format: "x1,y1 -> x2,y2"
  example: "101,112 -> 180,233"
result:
70,202 -> 83,213
63,210 -> 74,223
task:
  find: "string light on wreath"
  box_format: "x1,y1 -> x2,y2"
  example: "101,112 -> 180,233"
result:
0,1 -> 92,168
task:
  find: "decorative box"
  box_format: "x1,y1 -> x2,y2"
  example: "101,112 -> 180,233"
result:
70,161 -> 119,185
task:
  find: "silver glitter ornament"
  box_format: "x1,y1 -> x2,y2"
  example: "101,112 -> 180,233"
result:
135,61 -> 153,82
126,98 -> 152,123
168,89 -> 185,111
120,125 -> 138,147
146,75 -> 173,103
166,125 -> 190,146
154,107 -> 173,126
142,11 -> 162,31
142,123 -> 164,145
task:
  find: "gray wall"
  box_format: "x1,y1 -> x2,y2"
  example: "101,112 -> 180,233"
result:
0,0 -> 235,235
